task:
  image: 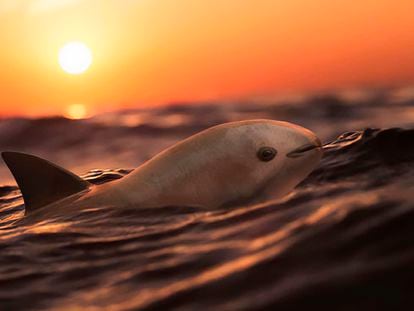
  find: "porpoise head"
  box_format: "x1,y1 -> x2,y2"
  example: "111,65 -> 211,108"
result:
118,119 -> 323,208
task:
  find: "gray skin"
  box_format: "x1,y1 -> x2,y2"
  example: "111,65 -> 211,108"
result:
3,120 -> 323,223
83,119 -> 322,208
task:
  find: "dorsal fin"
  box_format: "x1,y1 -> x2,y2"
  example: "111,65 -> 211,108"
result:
1,152 -> 89,213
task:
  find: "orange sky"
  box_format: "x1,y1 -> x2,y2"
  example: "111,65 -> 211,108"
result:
0,0 -> 414,117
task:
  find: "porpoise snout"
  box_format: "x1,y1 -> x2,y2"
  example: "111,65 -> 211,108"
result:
286,133 -> 323,158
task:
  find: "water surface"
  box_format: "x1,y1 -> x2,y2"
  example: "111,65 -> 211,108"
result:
1,94 -> 414,310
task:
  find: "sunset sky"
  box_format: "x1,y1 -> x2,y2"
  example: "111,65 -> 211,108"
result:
0,0 -> 414,117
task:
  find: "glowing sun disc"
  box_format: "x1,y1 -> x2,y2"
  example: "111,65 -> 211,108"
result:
59,42 -> 92,74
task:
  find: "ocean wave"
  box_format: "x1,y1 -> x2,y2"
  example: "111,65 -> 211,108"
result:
0,126 -> 413,310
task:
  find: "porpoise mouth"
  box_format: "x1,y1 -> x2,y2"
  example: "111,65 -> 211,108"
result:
286,143 -> 322,158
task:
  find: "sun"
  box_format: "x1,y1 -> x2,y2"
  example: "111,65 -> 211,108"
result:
58,42 -> 92,75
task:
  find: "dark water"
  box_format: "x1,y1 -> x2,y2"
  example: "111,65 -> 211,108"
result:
1,93 -> 414,310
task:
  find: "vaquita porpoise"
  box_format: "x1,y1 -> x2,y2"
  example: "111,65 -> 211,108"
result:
2,120 -> 323,221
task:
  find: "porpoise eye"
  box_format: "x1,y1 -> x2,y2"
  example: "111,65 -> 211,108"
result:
257,147 -> 277,162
